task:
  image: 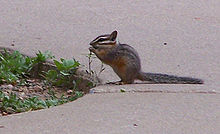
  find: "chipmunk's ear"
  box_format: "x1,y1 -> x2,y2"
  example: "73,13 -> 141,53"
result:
110,30 -> 117,41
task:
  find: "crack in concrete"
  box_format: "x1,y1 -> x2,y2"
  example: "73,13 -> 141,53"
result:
90,89 -> 220,94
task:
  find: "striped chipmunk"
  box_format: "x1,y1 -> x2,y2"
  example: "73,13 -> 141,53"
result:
89,30 -> 203,85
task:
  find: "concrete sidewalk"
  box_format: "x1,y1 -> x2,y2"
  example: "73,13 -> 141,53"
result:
0,93 -> 219,134
0,0 -> 220,133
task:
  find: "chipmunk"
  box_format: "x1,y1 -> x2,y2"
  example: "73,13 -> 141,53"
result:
89,30 -> 203,84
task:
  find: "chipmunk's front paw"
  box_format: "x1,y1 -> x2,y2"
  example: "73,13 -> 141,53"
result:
89,47 -> 95,53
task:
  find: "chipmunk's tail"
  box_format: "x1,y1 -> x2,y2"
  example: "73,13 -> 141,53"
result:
137,72 -> 203,84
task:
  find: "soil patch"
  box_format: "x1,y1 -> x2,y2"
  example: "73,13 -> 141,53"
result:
0,47 -> 100,116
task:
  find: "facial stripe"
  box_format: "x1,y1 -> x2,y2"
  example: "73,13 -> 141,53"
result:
99,40 -> 116,44
91,34 -> 110,43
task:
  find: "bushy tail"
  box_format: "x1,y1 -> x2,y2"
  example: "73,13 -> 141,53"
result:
137,72 -> 203,84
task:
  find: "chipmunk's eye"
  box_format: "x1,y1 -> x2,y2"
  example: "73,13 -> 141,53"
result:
98,38 -> 107,42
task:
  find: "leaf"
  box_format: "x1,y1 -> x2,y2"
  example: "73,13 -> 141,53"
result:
60,71 -> 70,76
46,70 -> 58,80
62,59 -> 75,69
62,59 -> 80,70
53,60 -> 64,71
35,50 -> 54,63
120,89 -> 126,92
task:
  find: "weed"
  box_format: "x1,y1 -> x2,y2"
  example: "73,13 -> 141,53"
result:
43,58 -> 80,87
0,49 -> 88,115
33,50 -> 54,63
120,89 -> 126,92
86,52 -> 105,77
86,52 -> 96,75
0,49 -> 53,84
0,90 -> 83,115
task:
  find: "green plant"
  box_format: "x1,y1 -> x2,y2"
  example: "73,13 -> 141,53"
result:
44,58 -> 80,87
0,49 -> 53,83
0,49 -> 54,84
0,49 -> 87,115
120,89 -> 126,92
0,90 -> 83,115
33,50 -> 54,63
0,50 -> 32,83
46,90 -> 83,106
0,91 -> 46,114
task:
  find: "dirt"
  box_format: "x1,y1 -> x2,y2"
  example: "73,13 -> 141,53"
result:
0,78 -> 72,101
